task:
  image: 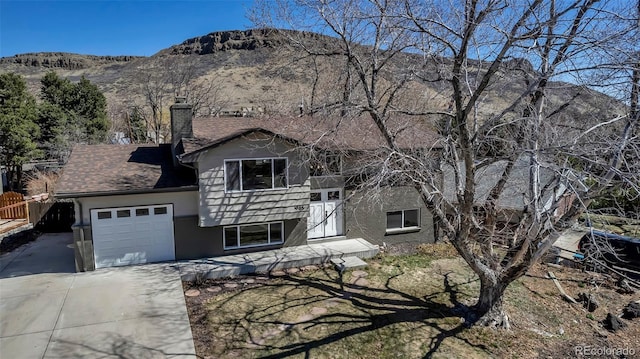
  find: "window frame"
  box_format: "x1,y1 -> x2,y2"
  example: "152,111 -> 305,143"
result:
385,209 -> 421,234
224,157 -> 289,193
223,221 -> 285,250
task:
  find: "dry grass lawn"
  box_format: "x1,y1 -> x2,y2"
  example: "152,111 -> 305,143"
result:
183,244 -> 639,359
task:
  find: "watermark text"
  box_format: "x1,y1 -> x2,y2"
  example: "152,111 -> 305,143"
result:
575,345 -> 635,357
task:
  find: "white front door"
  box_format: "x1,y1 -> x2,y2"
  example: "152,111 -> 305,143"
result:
307,189 -> 343,239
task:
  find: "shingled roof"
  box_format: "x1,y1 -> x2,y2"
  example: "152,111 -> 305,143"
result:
57,114 -> 440,198
185,115 -> 440,155
56,144 -> 197,197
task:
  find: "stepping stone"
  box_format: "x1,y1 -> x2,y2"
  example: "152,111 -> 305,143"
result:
271,270 -> 286,277
352,270 -> 368,278
241,278 -> 256,284
311,307 -> 328,316
256,276 -> 270,281
286,267 -> 300,274
302,265 -> 319,271
351,277 -> 369,287
324,298 -> 343,307
224,282 -> 239,289
331,256 -> 367,272
206,286 -> 222,293
295,314 -> 314,323
245,338 -> 265,349
184,289 -> 201,297
261,328 -> 282,339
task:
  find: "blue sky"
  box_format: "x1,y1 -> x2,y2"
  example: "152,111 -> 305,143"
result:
0,0 -> 254,57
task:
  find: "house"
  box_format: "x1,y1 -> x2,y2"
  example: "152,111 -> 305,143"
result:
441,157 -> 575,221
56,99 -> 438,271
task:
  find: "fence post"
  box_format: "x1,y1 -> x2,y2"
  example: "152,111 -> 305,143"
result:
25,200 -> 30,223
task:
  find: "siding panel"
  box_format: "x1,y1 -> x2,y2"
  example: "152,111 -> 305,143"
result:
197,135 -> 310,226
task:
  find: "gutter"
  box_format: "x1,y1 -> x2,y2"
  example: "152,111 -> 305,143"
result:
55,185 -> 198,199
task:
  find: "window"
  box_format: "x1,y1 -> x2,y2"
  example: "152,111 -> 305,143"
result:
154,206 -> 168,215
327,190 -> 341,200
116,210 -> 131,218
97,211 -> 112,219
223,222 -> 284,249
386,209 -> 420,230
310,154 -> 341,177
136,208 -> 149,216
225,158 -> 288,192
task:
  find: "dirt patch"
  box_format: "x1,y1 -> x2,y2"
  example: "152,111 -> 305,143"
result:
183,253 -> 640,359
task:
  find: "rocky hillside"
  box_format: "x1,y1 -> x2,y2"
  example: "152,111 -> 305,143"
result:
160,29 -> 315,55
0,52 -> 143,70
0,29 -> 625,125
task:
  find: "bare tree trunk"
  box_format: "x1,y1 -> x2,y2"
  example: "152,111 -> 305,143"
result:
475,277 -> 510,328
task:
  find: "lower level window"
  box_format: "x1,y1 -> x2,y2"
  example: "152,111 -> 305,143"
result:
224,222 -> 284,249
386,209 -> 420,229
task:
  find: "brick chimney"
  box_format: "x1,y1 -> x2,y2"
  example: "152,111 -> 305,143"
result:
170,97 -> 193,167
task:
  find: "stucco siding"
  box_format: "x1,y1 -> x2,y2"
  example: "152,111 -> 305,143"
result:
174,216 -> 307,259
310,176 -> 345,190
197,135 -> 310,226
345,186 -> 435,246
77,191 -> 198,223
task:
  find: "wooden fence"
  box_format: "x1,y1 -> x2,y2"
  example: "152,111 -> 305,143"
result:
0,192 -> 74,232
29,201 -> 54,225
0,192 -> 28,220
34,202 -> 74,232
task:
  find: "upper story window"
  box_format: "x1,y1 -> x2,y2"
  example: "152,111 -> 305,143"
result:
310,154 -> 341,177
225,158 -> 288,192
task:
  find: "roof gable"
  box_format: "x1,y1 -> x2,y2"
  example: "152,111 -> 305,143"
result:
179,128 -> 302,163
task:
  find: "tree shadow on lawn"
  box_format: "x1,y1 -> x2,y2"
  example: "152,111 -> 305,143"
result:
201,267 -> 488,358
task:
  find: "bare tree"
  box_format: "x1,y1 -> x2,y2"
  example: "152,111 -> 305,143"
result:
136,56 -> 229,142
137,60 -> 170,143
253,0 -> 640,328
169,56 -> 230,117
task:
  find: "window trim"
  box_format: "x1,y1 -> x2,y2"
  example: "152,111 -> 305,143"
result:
223,221 -> 285,250
224,157 -> 289,193
385,209 -> 420,235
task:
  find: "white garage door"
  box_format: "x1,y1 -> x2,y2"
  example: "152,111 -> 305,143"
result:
90,204 -> 175,269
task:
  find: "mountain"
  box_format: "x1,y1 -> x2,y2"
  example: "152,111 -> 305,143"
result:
0,29 -> 624,125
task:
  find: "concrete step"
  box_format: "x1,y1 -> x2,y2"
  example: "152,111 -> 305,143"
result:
307,235 -> 347,243
178,238 -> 379,281
331,256 -> 368,272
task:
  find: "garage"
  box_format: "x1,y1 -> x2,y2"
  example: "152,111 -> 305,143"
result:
90,204 -> 175,268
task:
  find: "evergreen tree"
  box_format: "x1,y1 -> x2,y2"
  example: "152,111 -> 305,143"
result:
0,73 -> 41,190
36,101 -> 70,161
75,76 -> 109,144
127,106 -> 148,144
38,72 -> 109,157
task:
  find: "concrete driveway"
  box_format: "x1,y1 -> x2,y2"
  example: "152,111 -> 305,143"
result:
0,233 -> 196,358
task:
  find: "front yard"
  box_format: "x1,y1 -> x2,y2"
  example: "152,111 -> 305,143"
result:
183,244 -> 639,358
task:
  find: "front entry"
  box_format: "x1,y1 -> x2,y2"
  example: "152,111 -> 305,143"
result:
307,189 -> 343,239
